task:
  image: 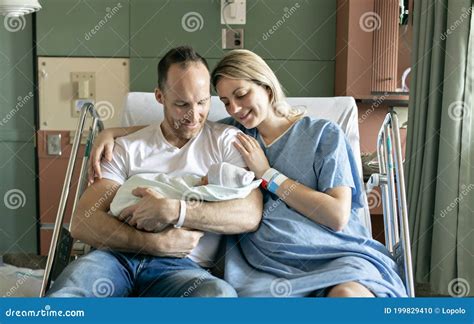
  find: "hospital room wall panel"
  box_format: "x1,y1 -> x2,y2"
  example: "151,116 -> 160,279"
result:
36,0 -> 130,57
37,130 -> 85,225
130,0 -> 223,59
37,130 -> 86,255
266,61 -> 334,97
39,228 -> 53,256
0,22 -> 36,137
246,0 -> 336,61
37,57 -> 130,131
130,0 -> 336,61
357,103 -> 407,156
0,16 -> 37,254
0,141 -> 37,254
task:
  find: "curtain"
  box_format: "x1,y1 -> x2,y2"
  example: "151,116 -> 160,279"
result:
406,0 -> 473,296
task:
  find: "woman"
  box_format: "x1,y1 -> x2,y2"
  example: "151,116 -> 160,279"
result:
90,50 -> 407,297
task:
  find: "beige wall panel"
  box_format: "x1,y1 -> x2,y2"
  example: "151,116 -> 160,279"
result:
38,57 -> 129,130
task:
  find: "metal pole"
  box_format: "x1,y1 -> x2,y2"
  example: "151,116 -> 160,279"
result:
377,134 -> 394,252
39,103 -> 97,297
390,112 -> 415,297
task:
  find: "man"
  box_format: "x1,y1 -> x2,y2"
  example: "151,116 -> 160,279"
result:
47,46 -> 262,297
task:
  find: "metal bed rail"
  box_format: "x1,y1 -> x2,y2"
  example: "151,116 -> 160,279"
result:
367,111 -> 415,297
40,103 -> 103,297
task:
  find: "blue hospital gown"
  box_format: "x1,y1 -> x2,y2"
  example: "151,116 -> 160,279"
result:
221,116 -> 407,297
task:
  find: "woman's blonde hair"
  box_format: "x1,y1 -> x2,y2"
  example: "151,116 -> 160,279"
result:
211,49 -> 304,119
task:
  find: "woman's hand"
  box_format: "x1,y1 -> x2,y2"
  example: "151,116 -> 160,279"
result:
87,129 -> 116,184
233,133 -> 270,179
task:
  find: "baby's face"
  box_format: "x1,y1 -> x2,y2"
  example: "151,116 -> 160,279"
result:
200,175 -> 209,186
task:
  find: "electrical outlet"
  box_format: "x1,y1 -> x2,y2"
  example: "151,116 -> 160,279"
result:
222,28 -> 244,49
47,134 -> 62,156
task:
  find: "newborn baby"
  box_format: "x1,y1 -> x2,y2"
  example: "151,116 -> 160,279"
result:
199,162 -> 254,187
110,162 -> 261,217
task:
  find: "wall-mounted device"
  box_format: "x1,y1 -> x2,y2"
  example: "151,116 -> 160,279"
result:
220,0 -> 245,49
47,134 -> 62,156
221,0 -> 246,25
222,28 -> 244,49
71,72 -> 96,118
399,0 -> 409,25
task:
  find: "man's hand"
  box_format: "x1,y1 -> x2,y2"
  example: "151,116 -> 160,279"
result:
87,129 -> 116,184
146,227 -> 204,258
118,187 -> 179,232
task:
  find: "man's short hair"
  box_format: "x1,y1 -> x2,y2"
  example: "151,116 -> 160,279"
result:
157,46 -> 209,90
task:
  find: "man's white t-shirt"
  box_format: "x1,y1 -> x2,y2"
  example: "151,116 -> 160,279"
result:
101,121 -> 247,267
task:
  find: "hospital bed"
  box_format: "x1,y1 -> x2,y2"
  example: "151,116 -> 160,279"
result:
40,93 -> 414,297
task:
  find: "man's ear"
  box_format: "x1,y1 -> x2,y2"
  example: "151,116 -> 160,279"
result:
155,87 -> 164,105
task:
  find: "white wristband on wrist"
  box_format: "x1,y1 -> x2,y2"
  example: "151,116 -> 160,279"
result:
174,200 -> 186,228
261,168 -> 288,194
261,168 -> 279,183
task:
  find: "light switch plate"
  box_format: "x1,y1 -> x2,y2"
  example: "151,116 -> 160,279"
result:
221,0 -> 246,25
71,72 -> 96,118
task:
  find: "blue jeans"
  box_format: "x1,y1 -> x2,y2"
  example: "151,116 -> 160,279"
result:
46,250 -> 237,297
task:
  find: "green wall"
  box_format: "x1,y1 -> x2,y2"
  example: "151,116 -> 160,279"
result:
36,0 -> 130,57
36,0 -> 336,97
0,15 -> 37,254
